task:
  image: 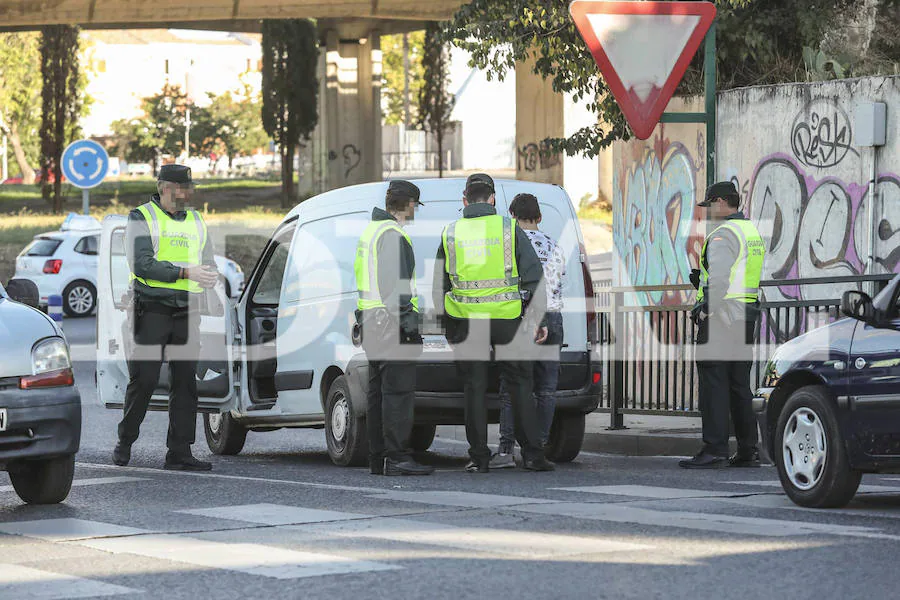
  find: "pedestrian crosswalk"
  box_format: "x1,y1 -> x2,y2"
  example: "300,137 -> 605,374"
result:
2,473 -> 900,598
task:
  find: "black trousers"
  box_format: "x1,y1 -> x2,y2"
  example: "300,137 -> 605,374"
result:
448,317 -> 544,465
118,309 -> 200,457
696,310 -> 760,456
366,360 -> 416,463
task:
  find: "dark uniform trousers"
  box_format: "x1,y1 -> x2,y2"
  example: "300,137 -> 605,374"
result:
118,304 -> 200,457
696,304 -> 760,457
366,360 -> 416,463
448,317 -> 544,465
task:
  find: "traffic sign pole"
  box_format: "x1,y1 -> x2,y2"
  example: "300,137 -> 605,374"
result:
82,189 -> 90,216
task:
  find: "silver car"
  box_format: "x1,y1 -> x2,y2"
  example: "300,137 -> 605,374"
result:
0,279 -> 81,504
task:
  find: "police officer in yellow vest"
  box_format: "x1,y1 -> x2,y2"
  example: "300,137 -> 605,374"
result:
681,181 -> 765,469
433,173 -> 555,473
113,165 -> 218,471
354,180 -> 434,476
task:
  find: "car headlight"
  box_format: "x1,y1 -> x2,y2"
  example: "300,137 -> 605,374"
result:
32,337 -> 71,374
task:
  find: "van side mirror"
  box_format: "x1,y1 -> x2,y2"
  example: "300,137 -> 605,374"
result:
840,290 -> 874,323
5,279 -> 40,309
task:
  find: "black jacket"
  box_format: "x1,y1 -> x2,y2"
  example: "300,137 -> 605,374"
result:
127,194 -> 216,308
431,202 -> 547,324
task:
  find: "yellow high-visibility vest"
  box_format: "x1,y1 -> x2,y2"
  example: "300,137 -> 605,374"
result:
130,201 -> 207,294
354,219 -> 420,312
697,218 -> 765,304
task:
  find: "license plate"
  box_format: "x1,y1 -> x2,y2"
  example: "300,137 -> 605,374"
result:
0,408 -> 7,432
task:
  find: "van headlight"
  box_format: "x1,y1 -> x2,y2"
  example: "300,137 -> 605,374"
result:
32,337 -> 71,374
228,261 -> 242,274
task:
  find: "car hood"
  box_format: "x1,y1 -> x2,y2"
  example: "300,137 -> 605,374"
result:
0,298 -> 60,378
765,317 -> 857,382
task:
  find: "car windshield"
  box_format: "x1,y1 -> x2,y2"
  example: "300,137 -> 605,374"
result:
20,237 -> 62,257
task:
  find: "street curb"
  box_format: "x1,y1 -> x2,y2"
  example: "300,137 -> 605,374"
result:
580,430 -> 702,457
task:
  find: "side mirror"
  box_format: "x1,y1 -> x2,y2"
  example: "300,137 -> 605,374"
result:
840,290 -> 874,323
5,279 -> 40,309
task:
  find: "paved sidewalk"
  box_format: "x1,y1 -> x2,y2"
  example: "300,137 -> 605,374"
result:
436,412 -> 710,457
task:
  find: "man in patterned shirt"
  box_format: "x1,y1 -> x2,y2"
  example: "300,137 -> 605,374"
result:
491,193 -> 567,468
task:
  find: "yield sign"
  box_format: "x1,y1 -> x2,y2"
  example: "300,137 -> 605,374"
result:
570,1 -> 717,139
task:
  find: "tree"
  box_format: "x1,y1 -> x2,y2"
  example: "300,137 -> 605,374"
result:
39,25 -> 82,213
192,84 -> 268,169
261,19 -> 319,208
118,83 -> 190,173
0,33 -> 42,184
442,0 -> 861,158
382,31 -> 425,126
109,117 -> 159,166
417,23 -> 455,178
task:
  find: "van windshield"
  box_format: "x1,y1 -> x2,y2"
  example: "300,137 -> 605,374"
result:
20,237 -> 62,257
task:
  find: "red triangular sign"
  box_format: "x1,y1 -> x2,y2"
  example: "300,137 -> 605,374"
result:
570,1 -> 716,139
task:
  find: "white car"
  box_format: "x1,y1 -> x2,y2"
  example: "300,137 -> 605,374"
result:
14,213 -> 244,317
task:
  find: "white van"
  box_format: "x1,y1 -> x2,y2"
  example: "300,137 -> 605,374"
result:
96,178 -> 600,466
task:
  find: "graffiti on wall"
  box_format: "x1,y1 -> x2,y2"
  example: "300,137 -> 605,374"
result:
613,137 -> 704,305
790,99 -> 859,169
740,154 -> 900,305
517,140 -> 561,172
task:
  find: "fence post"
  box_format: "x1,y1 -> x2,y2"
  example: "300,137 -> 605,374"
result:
608,289 -> 626,430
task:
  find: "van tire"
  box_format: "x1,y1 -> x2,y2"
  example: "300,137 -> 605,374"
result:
545,412 -> 585,463
204,412 -> 248,456
9,454 -> 75,504
325,376 -> 368,467
410,424 -> 437,453
775,386 -> 861,508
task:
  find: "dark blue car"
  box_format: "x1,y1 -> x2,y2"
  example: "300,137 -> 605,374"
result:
754,273 -> 900,508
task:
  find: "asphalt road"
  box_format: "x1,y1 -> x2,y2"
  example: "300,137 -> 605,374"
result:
2,317 -> 900,599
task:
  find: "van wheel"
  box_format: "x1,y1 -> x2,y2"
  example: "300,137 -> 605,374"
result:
325,376 -> 367,467
8,454 -> 75,504
545,412 -> 585,463
410,424 -> 437,453
775,386 -> 861,508
63,280 -> 96,317
204,412 -> 248,455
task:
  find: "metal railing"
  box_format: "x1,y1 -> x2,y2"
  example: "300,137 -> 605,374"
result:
593,273 -> 896,428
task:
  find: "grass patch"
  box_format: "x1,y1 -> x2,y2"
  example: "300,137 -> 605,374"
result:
0,177 -> 280,203
578,204 -> 613,225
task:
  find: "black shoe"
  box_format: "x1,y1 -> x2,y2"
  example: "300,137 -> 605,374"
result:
164,454 -> 213,471
384,458 -> 434,476
370,458 -> 384,475
678,450 -> 728,469
112,443 -> 131,467
523,457 -> 556,472
465,460 -> 489,473
728,449 -> 762,468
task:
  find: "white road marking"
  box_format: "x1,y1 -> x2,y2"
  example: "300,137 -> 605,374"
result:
0,477 -> 147,494
513,503 -> 882,538
0,564 -> 138,599
366,490 -> 557,508
552,485 -> 744,499
728,481 -> 900,494
0,518 -> 396,580
178,504 -> 369,525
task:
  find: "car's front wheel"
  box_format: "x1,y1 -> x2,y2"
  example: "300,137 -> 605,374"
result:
63,280 -> 96,317
8,454 -> 75,504
324,376 -> 368,467
775,386 -> 861,508
545,412 -> 586,463
204,412 -> 248,455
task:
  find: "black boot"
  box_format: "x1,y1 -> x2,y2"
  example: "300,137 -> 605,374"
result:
164,453 -> 212,471
679,450 -> 728,469
384,457 -> 434,476
112,443 -> 131,467
370,457 -> 384,475
728,449 -> 762,468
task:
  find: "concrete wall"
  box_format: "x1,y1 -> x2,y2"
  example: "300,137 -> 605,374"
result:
515,55 -> 564,186
611,97 -> 707,306
718,76 -> 900,303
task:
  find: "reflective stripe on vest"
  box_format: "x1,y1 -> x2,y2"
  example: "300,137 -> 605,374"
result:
130,202 -> 207,294
354,219 -> 420,312
697,219 -> 765,304
442,214 -> 522,320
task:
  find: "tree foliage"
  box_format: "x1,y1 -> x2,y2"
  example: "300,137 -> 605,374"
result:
381,31 -> 425,126
39,25 -> 82,213
261,19 -> 319,208
442,0 -> 870,158
417,23 -> 455,178
192,83 -> 268,168
110,83 -> 189,173
0,33 -> 42,184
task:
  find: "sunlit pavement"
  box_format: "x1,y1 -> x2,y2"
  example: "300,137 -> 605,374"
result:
2,317 -> 898,599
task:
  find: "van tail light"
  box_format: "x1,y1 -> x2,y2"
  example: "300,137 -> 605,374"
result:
579,243 -> 597,343
43,259 -> 63,274
20,368 -> 74,389
592,372 -> 602,385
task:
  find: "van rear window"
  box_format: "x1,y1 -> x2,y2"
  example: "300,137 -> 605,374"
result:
20,237 -> 62,257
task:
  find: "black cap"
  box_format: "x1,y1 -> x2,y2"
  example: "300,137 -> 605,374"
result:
387,179 -> 422,205
698,181 -> 739,207
465,173 -> 495,196
158,164 -> 194,185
